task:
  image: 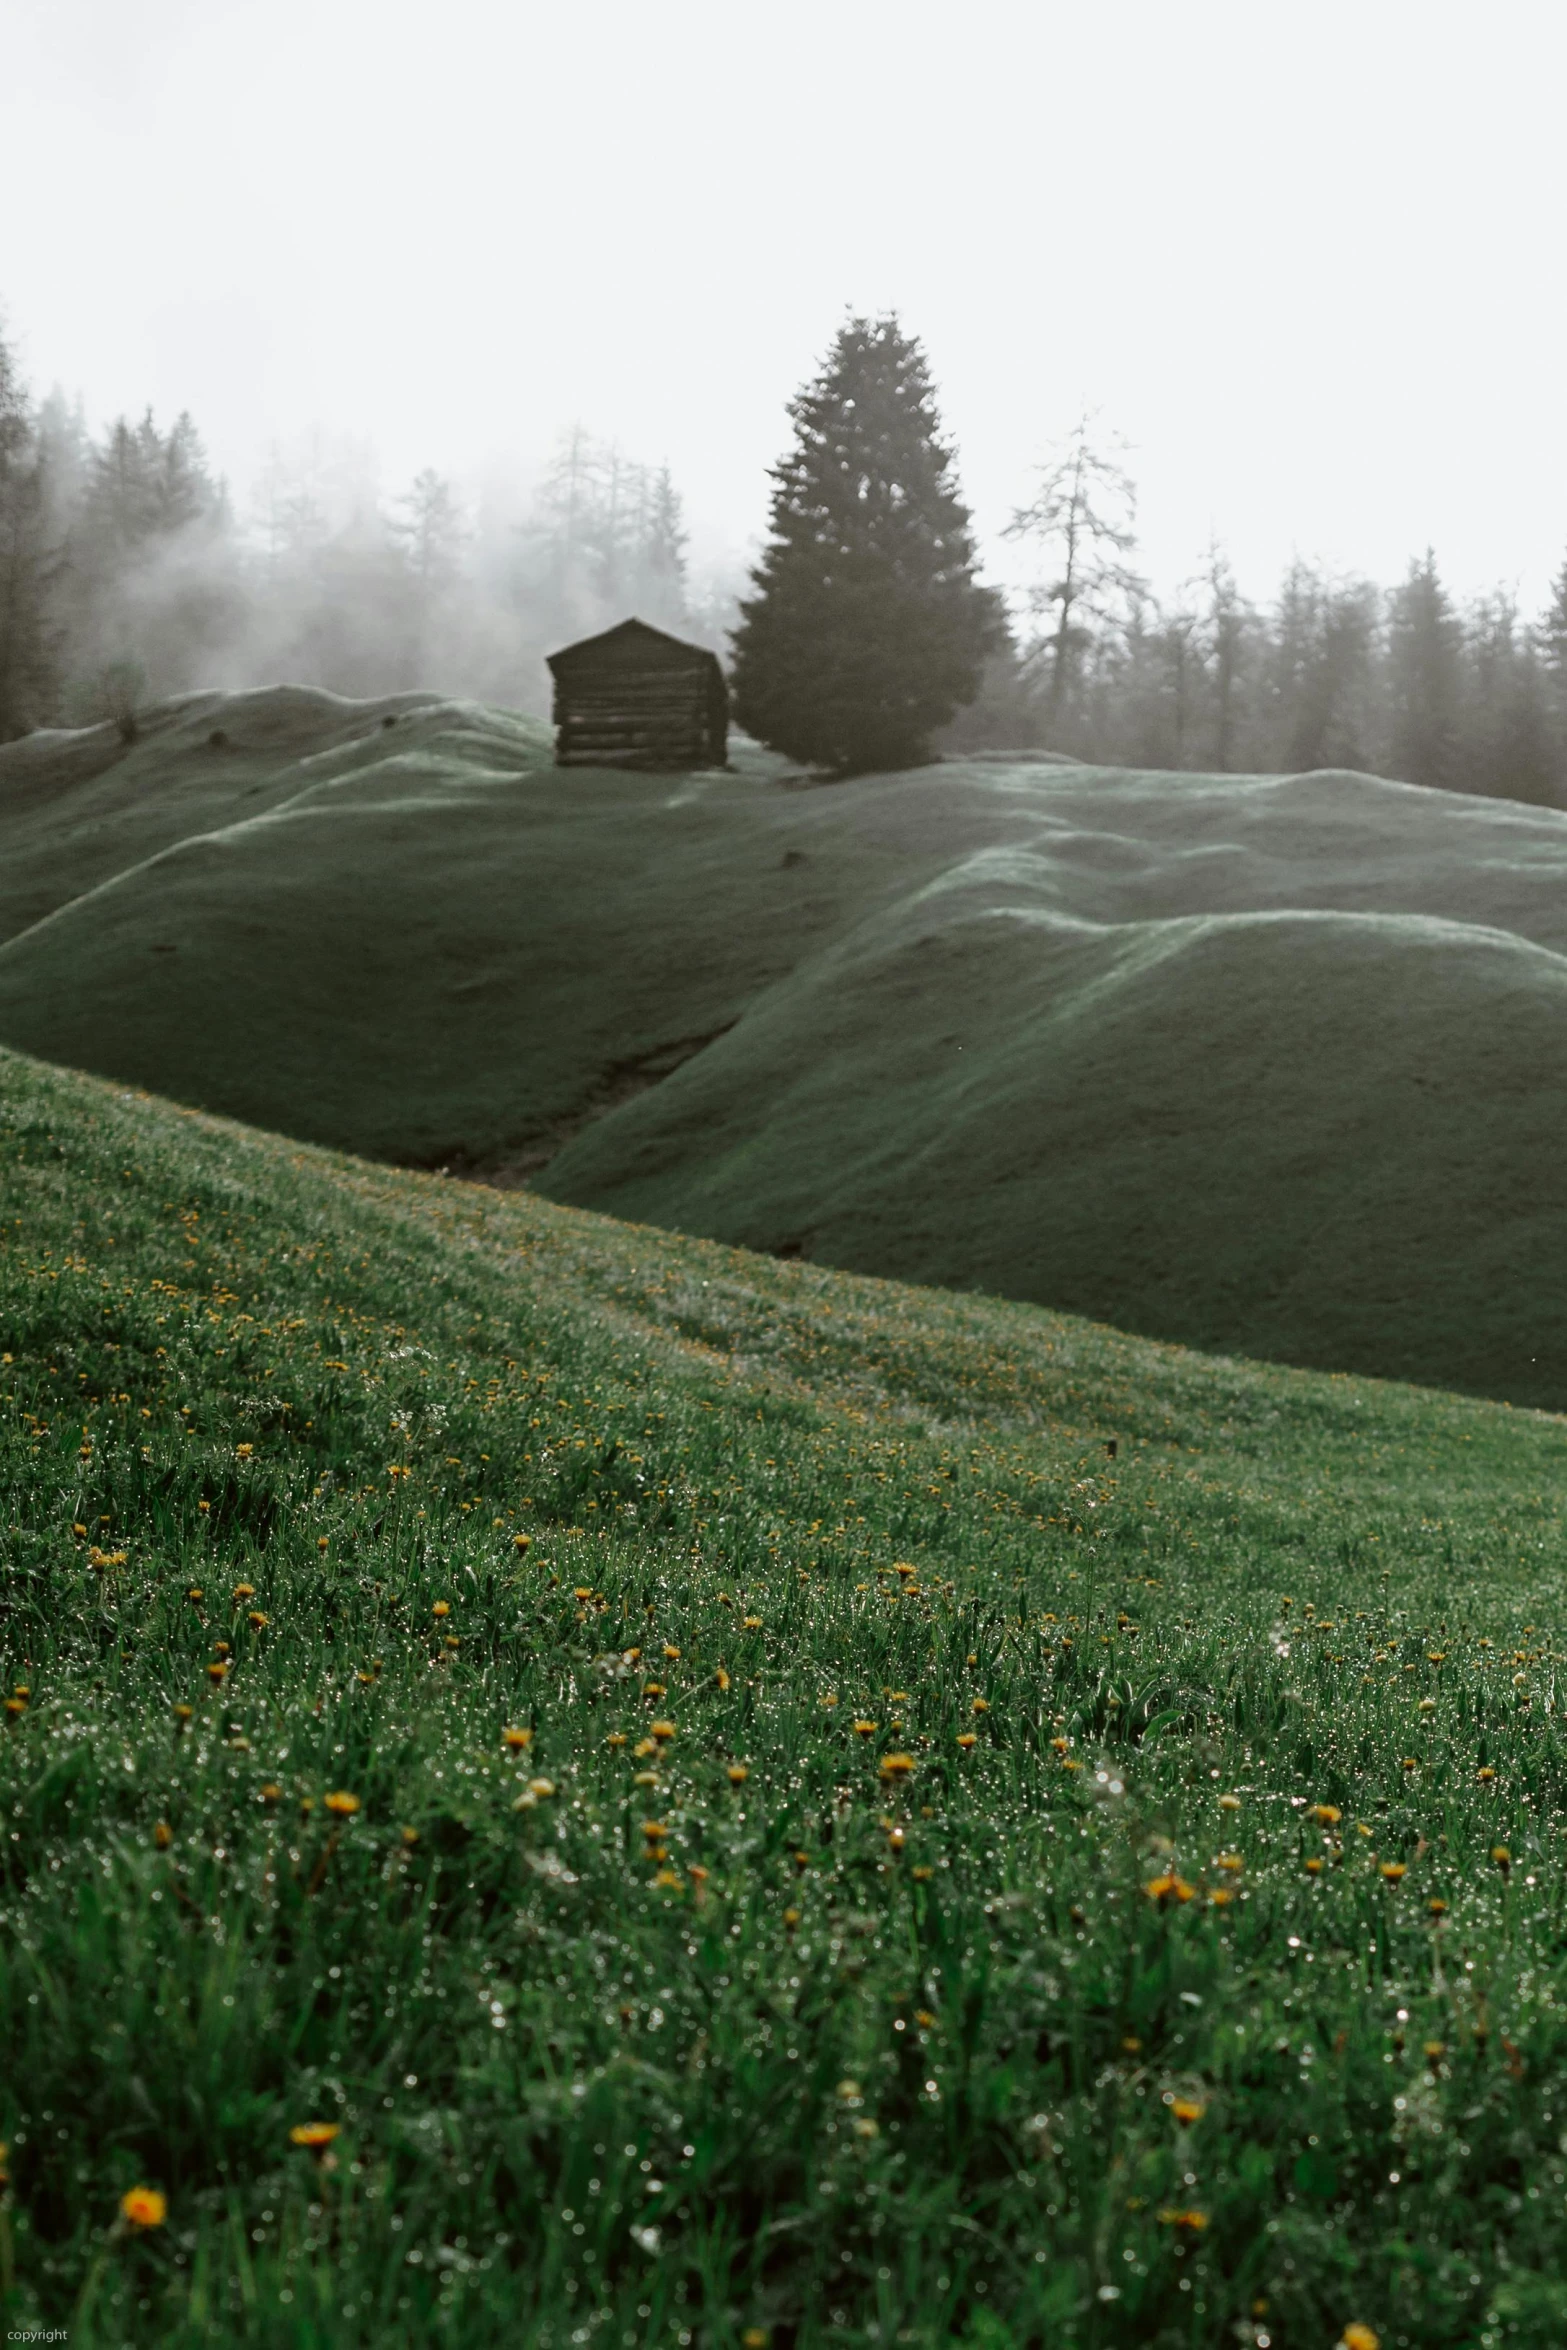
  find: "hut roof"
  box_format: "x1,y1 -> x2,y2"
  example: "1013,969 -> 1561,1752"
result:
546,617 -> 723,678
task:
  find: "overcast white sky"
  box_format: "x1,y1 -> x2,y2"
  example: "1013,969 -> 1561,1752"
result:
3,0 -> 1564,607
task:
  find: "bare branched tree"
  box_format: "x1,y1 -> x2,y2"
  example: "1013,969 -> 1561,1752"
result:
1004,412 -> 1143,727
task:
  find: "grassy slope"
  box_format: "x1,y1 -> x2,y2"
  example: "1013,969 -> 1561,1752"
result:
7,697 -> 1567,1405
6,1048 -> 1567,2347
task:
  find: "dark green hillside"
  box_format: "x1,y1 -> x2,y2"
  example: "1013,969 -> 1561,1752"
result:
5,1048 -> 1567,2346
6,694 -> 1567,1405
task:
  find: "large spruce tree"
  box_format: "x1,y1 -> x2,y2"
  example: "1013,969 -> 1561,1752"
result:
731,316 -> 1001,773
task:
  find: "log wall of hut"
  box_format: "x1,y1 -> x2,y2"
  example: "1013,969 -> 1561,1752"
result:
547,618 -> 729,772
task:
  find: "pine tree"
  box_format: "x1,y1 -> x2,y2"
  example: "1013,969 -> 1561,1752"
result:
1386,550 -> 1461,789
0,322 -> 56,738
632,465 -> 688,629
1196,539 -> 1249,771
731,316 -> 1000,773
1538,556 -> 1567,791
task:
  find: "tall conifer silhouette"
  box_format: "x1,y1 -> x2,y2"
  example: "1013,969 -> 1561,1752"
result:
731,317 -> 1000,773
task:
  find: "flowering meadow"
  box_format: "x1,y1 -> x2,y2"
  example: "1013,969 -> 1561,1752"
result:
3,1049 -> 1567,2348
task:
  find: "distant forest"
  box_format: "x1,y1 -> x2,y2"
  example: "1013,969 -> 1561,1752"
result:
950,419 -> 1567,804
0,318 -> 727,740
4,311 -> 1567,803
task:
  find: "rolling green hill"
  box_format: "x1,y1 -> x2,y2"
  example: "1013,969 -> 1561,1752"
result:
4,690 -> 1567,1408
7,1042 -> 1567,2347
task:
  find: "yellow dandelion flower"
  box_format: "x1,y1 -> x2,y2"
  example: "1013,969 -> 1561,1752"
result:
971,1698 -> 989,1714
1169,2098 -> 1206,2125
1493,1846 -> 1512,1873
120,2186 -> 167,2227
743,1616 -> 762,1629
1305,1857 -> 1324,1875
1339,2327 -> 1380,2350
727,1764 -> 749,1784
153,1821 -> 172,1848
956,1732 -> 978,1749
650,1720 -> 676,1741
207,1661 -> 229,1682
260,1783 -> 282,1802
1478,1766 -> 1497,1782
248,1611 -> 268,1630
853,1719 -> 878,1737
1216,1853 -> 1243,1872
289,2123 -> 340,2148
323,1790 -> 360,1816
235,1443 -> 253,1458
1218,1792 -> 1242,1810
663,1645 -> 681,1660
1144,1874 -> 1196,1904
1311,1804 -> 1341,1825
1428,1896 -> 1448,1915
502,1726 -> 533,1750
606,1732 -> 627,1748
232,1584 -> 256,1600
782,1906 -> 800,1929
1380,1861 -> 1407,1881
513,1533 -> 531,1551
432,1601 -> 450,1618
654,1867 -> 681,1889
1156,2207 -> 1208,2231
527,1777 -> 556,1798
878,1753 -> 915,1778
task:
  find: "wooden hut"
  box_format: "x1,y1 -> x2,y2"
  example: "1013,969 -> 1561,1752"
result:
546,617 -> 729,771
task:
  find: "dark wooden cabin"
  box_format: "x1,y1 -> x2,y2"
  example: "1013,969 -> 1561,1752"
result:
546,617 -> 729,771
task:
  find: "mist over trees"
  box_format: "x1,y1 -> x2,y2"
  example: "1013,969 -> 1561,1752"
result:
956,420 -> 1567,805
0,312 -> 725,738
5,301 -> 1567,807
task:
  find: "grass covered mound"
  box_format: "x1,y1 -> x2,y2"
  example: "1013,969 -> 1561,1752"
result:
6,696 -> 1567,1408
6,1051 -> 1567,2347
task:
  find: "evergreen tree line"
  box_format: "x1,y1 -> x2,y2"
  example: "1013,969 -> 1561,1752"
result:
0,313 -> 714,741
949,420 -> 1567,803
8,296 -> 1567,802
732,324 -> 1567,797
